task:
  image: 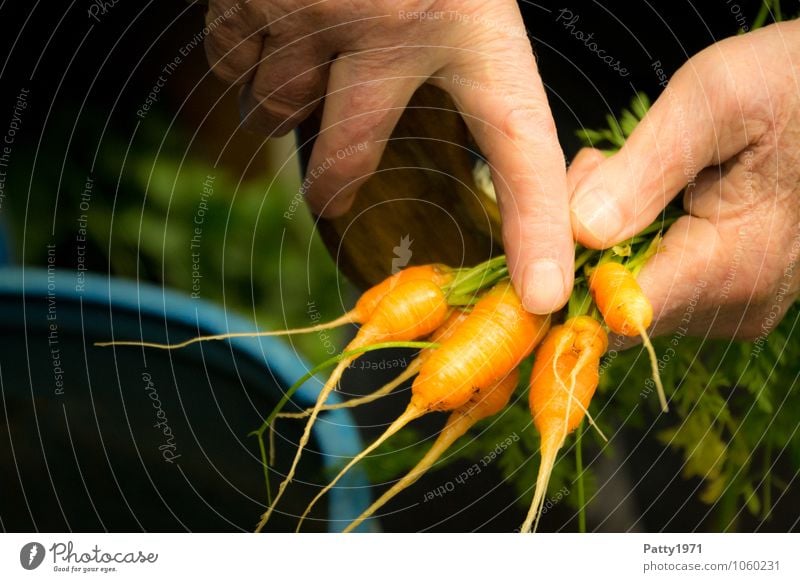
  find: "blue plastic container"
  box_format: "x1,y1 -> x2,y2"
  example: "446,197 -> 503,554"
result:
0,267 -> 374,532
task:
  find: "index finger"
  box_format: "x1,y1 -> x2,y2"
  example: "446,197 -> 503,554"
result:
441,51 -> 573,314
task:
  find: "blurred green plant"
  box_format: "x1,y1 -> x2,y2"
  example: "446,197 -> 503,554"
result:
8,0 -> 797,533
6,111 -> 348,363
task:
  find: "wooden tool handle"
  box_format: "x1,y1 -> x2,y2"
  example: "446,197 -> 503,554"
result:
297,84 -> 503,289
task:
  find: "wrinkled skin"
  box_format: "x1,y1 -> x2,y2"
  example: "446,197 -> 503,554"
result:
204,0 -> 574,314
569,21 -> 800,341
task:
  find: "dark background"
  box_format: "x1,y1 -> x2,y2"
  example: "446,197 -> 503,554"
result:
1,0 -> 795,533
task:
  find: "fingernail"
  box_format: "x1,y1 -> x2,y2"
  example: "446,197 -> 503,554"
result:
572,189 -> 624,244
522,259 -> 567,314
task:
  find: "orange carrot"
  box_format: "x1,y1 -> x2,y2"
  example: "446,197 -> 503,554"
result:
343,368 -> 520,532
412,282 -> 550,412
427,309 -> 471,345
356,264 -> 453,320
257,277 -> 451,531
521,316 -> 607,533
589,262 -> 651,335
589,261 -> 667,412
296,282 -> 550,531
95,263 -> 451,350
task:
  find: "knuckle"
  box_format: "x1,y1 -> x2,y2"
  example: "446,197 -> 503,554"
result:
332,118 -> 372,151
259,99 -> 299,123
506,104 -> 558,143
725,289 -> 789,341
208,60 -> 250,85
250,69 -> 323,113
238,1 -> 270,24
503,205 -> 568,255
734,302 -> 778,340
341,78 -> 399,116
204,35 -> 257,85
203,0 -> 269,84
479,104 -> 559,163
335,99 -> 391,144
326,145 -> 375,184
208,62 -> 238,85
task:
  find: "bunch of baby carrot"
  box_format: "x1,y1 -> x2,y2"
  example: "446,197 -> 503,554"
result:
98,216 -> 671,532
255,226 -> 668,533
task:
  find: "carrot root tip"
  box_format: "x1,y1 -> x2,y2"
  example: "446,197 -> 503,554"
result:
296,405 -> 424,532
639,328 -> 668,413
258,359 -> 349,531
520,437 -> 562,533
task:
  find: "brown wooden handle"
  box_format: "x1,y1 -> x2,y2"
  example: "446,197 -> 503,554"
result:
298,84 -> 503,290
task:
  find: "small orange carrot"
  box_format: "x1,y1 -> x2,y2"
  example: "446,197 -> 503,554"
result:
589,261 -> 667,412
589,262 -> 651,335
95,263 -> 452,350
258,277 -> 451,531
343,368 -> 520,532
356,264 -> 453,320
412,282 -> 550,412
296,282 -> 550,530
521,316 -> 607,533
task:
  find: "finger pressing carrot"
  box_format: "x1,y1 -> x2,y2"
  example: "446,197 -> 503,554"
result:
589,261 -> 667,412
521,315 -> 607,533
343,368 -> 520,532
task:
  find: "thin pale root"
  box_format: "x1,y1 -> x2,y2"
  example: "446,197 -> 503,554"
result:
94,312 -> 355,350
277,357 -> 422,420
255,357 -> 350,532
639,327 -> 668,413
552,334 -> 571,438
343,410 -> 472,533
550,337 -> 607,443
578,403 -> 607,443
562,347 -> 601,442
520,433 -> 563,533
296,405 -> 425,532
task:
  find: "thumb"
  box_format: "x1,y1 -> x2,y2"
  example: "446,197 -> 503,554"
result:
570,47 -> 754,249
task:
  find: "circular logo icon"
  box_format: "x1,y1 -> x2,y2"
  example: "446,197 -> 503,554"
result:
19,542 -> 45,570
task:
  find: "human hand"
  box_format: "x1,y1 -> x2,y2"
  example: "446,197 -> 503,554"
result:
570,21 -> 800,340
204,0 -> 574,314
